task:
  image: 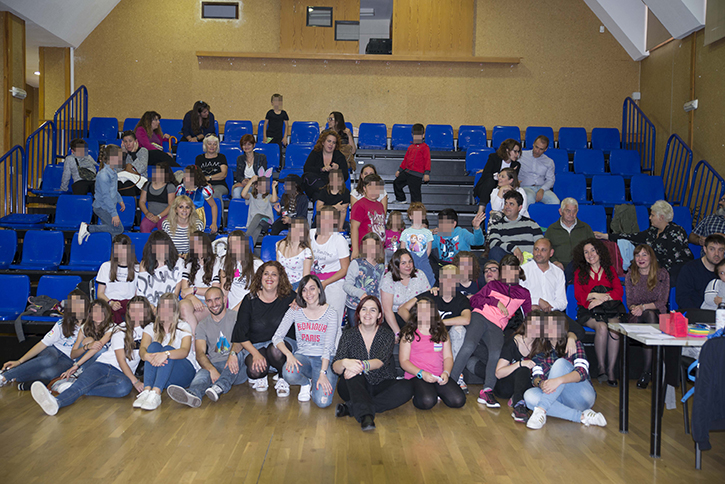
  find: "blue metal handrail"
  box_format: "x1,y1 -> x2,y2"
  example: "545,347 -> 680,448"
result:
0,145 -> 25,217
53,85 -> 88,161
24,120 -> 56,196
689,160 -> 725,225
621,97 -> 656,173
661,133 -> 693,206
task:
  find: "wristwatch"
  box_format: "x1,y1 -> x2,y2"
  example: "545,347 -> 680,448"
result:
416,370 -> 423,379
320,369 -> 328,375
165,351 -> 171,358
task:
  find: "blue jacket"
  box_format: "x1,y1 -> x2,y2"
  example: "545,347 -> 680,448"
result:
93,165 -> 123,217
433,226 -> 484,263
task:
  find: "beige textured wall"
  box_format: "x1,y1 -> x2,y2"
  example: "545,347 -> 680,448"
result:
75,0 -> 639,134
40,47 -> 70,121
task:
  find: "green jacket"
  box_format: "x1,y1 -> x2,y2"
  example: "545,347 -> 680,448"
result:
545,218 -> 595,266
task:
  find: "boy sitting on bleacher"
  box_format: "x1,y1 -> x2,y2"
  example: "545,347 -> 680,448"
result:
60,138 -> 98,195
393,124 -> 430,204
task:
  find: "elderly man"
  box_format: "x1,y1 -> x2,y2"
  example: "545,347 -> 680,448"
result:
544,197 -> 595,282
689,194 -> 725,246
518,135 -> 559,205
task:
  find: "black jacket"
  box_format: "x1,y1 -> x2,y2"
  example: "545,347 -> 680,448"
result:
692,336 -> 725,450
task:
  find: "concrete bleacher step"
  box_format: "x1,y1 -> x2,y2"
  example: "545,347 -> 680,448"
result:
383,183 -> 473,206
356,149 -> 465,162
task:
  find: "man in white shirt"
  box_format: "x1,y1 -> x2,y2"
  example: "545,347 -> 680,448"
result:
518,136 -> 559,205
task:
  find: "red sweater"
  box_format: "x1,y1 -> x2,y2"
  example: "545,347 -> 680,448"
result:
399,142 -> 431,176
573,266 -> 623,308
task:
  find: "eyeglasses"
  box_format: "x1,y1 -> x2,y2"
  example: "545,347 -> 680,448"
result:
484,267 -> 499,273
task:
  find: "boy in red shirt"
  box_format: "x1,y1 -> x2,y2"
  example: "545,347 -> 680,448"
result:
394,124 -> 431,204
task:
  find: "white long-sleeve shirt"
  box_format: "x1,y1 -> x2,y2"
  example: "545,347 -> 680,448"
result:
520,260 -> 568,311
518,150 -> 555,191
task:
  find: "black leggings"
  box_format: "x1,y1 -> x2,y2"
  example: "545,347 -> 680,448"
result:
148,149 -> 175,167
72,180 -> 94,195
494,366 -> 532,405
245,342 -> 289,379
411,377 -> 466,410
270,218 -> 290,236
337,375 -> 413,422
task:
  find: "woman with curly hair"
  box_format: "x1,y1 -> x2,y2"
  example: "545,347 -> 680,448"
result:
230,261 -> 297,397
302,129 -> 349,200
572,238 -> 624,387
179,232 -> 221,333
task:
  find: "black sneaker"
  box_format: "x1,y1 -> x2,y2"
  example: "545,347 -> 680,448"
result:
361,415 -> 376,431
511,403 -> 529,423
335,403 -> 350,418
477,389 -> 500,408
637,371 -> 651,389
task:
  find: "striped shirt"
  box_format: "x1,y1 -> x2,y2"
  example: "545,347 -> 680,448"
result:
162,219 -> 204,255
272,305 -> 339,362
488,214 -> 543,254
531,340 -> 589,385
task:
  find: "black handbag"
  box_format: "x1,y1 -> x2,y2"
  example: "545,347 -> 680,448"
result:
590,285 -> 627,319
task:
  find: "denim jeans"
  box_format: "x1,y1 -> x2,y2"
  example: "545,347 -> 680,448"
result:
143,342 -> 196,390
524,358 -> 597,422
411,252 -> 436,287
3,346 -> 74,384
232,186 -> 244,199
186,353 -> 248,399
89,206 -> 124,236
282,353 -> 339,408
522,186 -> 560,205
56,362 -> 133,408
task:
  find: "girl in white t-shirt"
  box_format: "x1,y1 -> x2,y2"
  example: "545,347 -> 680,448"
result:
97,234 -> 138,324
489,168 -> 529,218
136,293 -> 197,411
31,297 -> 156,416
1,289 -> 89,389
311,206 -> 350,328
179,231 -> 221,333
276,217 -> 313,290
60,299 -> 117,381
220,230 -> 263,311
136,231 -> 184,309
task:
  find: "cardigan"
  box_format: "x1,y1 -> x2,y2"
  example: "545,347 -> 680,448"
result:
303,150 -> 349,184
332,325 -> 396,385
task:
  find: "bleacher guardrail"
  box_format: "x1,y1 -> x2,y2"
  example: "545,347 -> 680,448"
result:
53,85 -> 88,161
661,133 -> 692,206
688,160 -> 724,227
24,120 -> 56,196
622,97 -> 656,174
0,145 -> 25,217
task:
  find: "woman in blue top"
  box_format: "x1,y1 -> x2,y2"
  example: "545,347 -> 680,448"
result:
78,144 -> 126,244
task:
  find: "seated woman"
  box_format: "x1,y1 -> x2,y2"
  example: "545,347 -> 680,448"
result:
195,135 -> 229,199
311,206 -> 350,328
31,297 -> 155,416
179,231 -> 221,333
135,293 -> 198,411
271,174 -> 309,235
139,163 -> 176,233
473,138 -> 522,214
328,111 -> 356,170
399,296 -> 466,410
573,238 -> 625,387
351,164 -> 388,212
595,200 -> 693,284
274,275 -> 339,408
175,165 -> 218,235
0,289 -> 89,389
134,111 -> 174,166
332,296 -> 414,431
343,233 -> 385,326
380,248 -> 432,338
302,129 -> 349,200
181,101 -> 216,142
220,230 -> 263,311
453,251 -> 488,297
524,312 -> 607,430
163,195 -> 205,258
625,244 -> 669,389
276,217 -> 313,290
136,231 -> 185,308
489,167 -> 529,219
231,261 -> 297,397
232,134 -> 267,199
96,234 -> 138,325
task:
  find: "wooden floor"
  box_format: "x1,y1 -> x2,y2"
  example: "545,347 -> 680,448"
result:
0,379 -> 723,484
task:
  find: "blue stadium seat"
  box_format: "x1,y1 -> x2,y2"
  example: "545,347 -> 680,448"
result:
669,287 -> 678,312
635,205 -> 649,231
591,128 -> 621,153
609,149 -> 641,178
31,164 -> 70,196
124,232 -> 149,263
119,196 -> 137,229
254,143 -> 281,171
278,167 -> 304,182
80,138 -> 101,161
0,230 -> 18,269
325,121 -> 353,132
223,161 -> 237,200
525,126 -> 555,148
425,124 -> 454,151
160,119 -> 183,138
558,127 -> 588,153
0,274 -> 30,321
673,206 -> 693,232
528,204 -> 560,231
573,149 -> 605,176
45,195 -> 93,231
491,126 -> 521,149
226,199 -> 250,231
357,123 -> 387,149
566,284 -> 578,321
175,142 -> 204,167
60,232 -> 112,271
258,120 -> 286,141
22,275 -> 82,322
630,174 -> 665,206
261,235 -> 285,262
465,148 -> 494,175
391,124 -> 413,150
290,122 -> 320,145
576,205 -> 607,233
10,230 -> 64,271
591,175 -> 626,206
285,144 -> 314,169
89,117 -> 119,143
0,213 -> 49,230
553,173 -> 588,204
203,198 -> 223,233
122,118 -> 141,132
223,120 -> 254,143
457,125 -> 487,151
547,149 -> 569,173
219,144 -> 242,165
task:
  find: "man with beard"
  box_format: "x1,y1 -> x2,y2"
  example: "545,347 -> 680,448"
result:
166,287 -> 247,407
689,194 -> 725,246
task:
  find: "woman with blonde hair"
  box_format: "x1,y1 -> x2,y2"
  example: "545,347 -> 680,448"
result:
195,134 -> 229,198
163,195 -> 204,257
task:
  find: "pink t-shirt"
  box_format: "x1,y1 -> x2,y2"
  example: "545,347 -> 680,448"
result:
385,229 -> 401,251
351,197 -> 386,248
404,330 -> 445,379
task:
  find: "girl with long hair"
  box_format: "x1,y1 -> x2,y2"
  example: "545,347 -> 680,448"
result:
240,170 -> 278,246
163,194 -> 204,257
78,144 -> 126,243
302,129 -> 349,199
179,231 -> 221,333
315,169 -> 350,232
343,233 -> 385,326
174,165 -> 218,234
351,163 -> 388,212
96,234 -> 138,324
136,231 -> 184,308
181,101 -> 215,142
134,111 -> 174,166
220,230 -> 263,311
139,163 -> 176,232
276,217 -> 313,290
311,206 -> 350,328
489,167 -> 529,218
271,174 -> 309,235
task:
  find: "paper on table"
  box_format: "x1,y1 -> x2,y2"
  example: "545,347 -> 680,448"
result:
645,333 -> 676,339
619,324 -> 662,334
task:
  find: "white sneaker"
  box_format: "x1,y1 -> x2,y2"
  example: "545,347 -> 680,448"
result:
205,384 -> 222,402
31,381 -> 59,416
249,377 -> 268,392
581,409 -> 607,427
166,385 -> 201,408
77,222 -> 90,245
275,378 -> 290,398
526,406 -> 547,430
0,375 -> 9,388
133,389 -> 151,408
298,382 -> 311,402
141,391 -> 162,410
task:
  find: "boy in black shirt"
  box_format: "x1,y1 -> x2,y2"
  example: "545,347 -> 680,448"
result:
263,93 -> 290,154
